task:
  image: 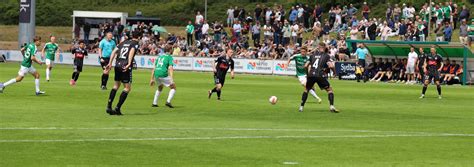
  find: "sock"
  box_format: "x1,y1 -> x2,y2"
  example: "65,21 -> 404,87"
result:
437,85 -> 441,95
211,87 -> 217,93
116,91 -> 129,109
153,90 -> 161,105
328,92 -> 334,106
167,89 -> 176,103
74,73 -> 80,81
309,89 -> 319,99
35,79 -> 40,92
217,90 -> 221,98
4,78 -> 16,87
107,89 -> 117,108
71,72 -> 77,80
422,86 -> 427,95
46,69 -> 50,80
101,74 -> 109,87
300,92 -> 308,106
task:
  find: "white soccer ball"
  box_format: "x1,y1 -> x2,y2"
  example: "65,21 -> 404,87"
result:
269,96 -> 278,105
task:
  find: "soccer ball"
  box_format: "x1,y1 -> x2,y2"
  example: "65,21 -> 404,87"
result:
269,96 -> 278,105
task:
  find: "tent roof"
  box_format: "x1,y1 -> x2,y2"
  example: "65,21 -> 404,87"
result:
346,40 -> 473,58
73,11 -> 128,19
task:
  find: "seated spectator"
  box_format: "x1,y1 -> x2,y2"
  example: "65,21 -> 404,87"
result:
443,60 -> 460,84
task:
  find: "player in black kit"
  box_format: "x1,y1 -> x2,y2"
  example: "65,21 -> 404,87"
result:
416,47 -> 427,83
70,40 -> 88,85
105,31 -> 140,115
299,42 -> 339,113
208,48 -> 235,100
420,47 -> 444,99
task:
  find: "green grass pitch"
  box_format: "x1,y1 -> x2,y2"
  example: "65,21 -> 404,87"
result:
0,62 -> 473,166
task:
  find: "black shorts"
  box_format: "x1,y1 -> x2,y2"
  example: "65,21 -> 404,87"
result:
418,66 -> 424,75
425,69 -> 440,82
100,58 -> 110,70
358,59 -> 366,68
73,58 -> 84,72
306,76 -> 330,90
214,73 -> 226,86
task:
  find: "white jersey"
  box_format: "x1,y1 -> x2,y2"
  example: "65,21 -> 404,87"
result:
407,51 -> 418,67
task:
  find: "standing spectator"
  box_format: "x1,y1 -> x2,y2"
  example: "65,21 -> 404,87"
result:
459,5 -> 470,23
117,22 -> 124,40
443,22 -> 452,42
435,23 -> 444,42
239,7 -> 246,23
201,20 -> 209,39
265,7 -> 273,25
194,23 -> 202,41
468,19 -> 474,47
380,22 -> 392,41
83,23 -> 91,44
213,21 -> 223,43
289,6 -> 298,25
297,5 -> 304,24
398,20 -> 407,41
417,20 -> 426,41
291,22 -> 299,45
393,4 -> 401,22
296,23 -> 304,47
386,4 -> 393,21
303,4 -> 312,29
442,2 -> 451,23
255,4 -> 263,22
233,6 -> 240,23
263,23 -> 272,43
282,20 -> 291,47
74,23 -> 81,40
347,4 -> 358,21
459,20 -> 468,45
402,4 -> 409,20
195,11 -> 204,25
452,4 -> 459,29
407,4 -> 416,21
185,21 -> 194,46
272,21 -> 282,46
362,2 -> 370,20
227,7 -> 235,28
233,20 -> 242,40
251,21 -> 261,47
349,25 -> 358,52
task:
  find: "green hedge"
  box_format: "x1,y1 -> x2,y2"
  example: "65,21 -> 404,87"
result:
0,0 -> 471,26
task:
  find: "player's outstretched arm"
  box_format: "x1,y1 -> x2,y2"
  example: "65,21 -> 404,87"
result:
41,46 -> 46,59
168,66 -> 174,80
32,55 -> 43,65
56,45 -> 61,60
150,69 -> 155,86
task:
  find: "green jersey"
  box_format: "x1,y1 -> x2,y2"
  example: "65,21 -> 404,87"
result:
442,6 -> 451,19
154,54 -> 174,78
43,42 -> 59,60
468,24 -> 474,36
22,43 -> 37,68
186,24 -> 194,34
290,54 -> 308,76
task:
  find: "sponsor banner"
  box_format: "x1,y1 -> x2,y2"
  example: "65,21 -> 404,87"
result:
335,62 -> 356,80
19,0 -> 32,23
273,60 -> 296,75
172,56 -> 193,70
193,57 -> 215,71
243,59 -> 273,74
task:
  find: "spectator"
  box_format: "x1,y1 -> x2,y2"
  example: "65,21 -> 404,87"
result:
380,22 -> 392,41
349,25 -> 358,52
251,21 -> 261,47
233,20 -> 242,40
459,20 -> 468,45
468,19 -> 474,47
195,11 -> 204,25
201,20 -> 209,39
255,4 -> 263,22
443,22 -> 453,42
362,2 -> 370,20
393,4 -> 401,22
291,22 -> 299,45
289,6 -> 298,25
406,46 -> 418,84
282,20 -> 291,46
459,5 -> 470,22
367,20 -> 377,40
74,23 -> 81,40
185,21 -> 194,46
83,23 -> 91,44
435,23 -> 444,42
347,4 -> 358,20
227,6 -> 235,28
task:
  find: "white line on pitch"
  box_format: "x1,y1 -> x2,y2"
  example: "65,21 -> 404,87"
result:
0,133 -> 472,143
0,127 -> 433,134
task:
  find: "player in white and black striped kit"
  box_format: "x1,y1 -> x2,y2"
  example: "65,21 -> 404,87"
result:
299,42 -> 339,113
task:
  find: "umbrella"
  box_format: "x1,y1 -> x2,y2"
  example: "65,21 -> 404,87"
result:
152,25 -> 167,33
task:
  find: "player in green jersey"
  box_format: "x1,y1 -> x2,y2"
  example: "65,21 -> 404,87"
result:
150,45 -> 176,108
0,36 -> 45,95
288,47 -> 322,103
41,35 -> 61,82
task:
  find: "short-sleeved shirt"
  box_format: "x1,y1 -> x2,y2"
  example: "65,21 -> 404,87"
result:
418,52 -> 427,67
115,39 -> 139,67
154,54 -> 174,78
289,54 -> 308,76
407,51 -> 418,66
43,42 -> 59,60
99,39 -> 116,58
355,48 -> 368,60
468,24 -> 474,36
72,47 -> 88,59
308,51 -> 331,78
22,43 -> 37,68
215,55 -> 234,77
426,53 -> 443,70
